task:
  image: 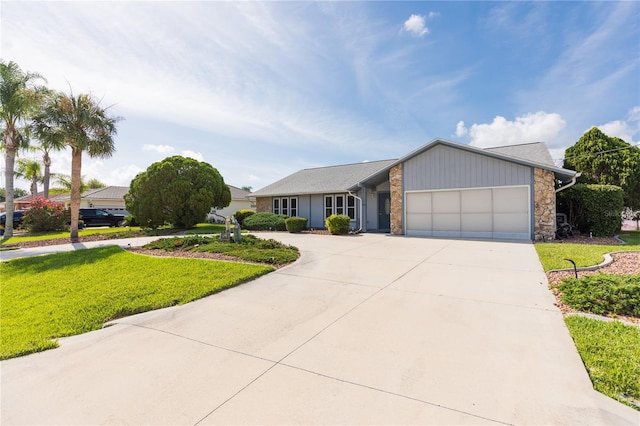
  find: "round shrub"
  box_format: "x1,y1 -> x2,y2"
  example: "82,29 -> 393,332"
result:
243,212 -> 288,231
285,217 -> 307,233
233,209 -> 255,226
22,196 -> 70,232
325,214 -> 351,235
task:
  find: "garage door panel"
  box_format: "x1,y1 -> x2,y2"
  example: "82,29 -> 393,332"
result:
493,187 -> 528,213
493,213 -> 529,233
406,192 -> 431,214
461,213 -> 492,232
432,191 -> 460,214
433,213 -> 460,232
406,213 -> 432,231
461,189 -> 492,213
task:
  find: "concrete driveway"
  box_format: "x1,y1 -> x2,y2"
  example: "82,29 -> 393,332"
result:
1,233 -> 637,425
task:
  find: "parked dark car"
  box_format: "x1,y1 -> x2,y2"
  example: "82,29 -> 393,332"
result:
79,208 -> 127,227
0,210 -> 26,230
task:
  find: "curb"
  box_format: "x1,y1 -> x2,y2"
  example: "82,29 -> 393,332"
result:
548,250 -> 640,273
565,312 -> 640,328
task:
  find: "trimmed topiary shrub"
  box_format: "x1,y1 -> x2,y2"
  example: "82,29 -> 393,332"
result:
556,273 -> 640,317
564,184 -> 624,236
233,209 -> 255,226
326,214 -> 351,235
285,217 -> 307,233
243,212 -> 288,231
22,196 -> 70,232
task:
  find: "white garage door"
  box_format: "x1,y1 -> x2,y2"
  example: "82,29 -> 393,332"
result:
405,186 -> 531,240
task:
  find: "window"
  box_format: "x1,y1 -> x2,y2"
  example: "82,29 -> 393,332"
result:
325,194 -> 356,220
336,195 -> 345,215
273,197 -> 298,216
347,196 -> 356,220
325,195 -> 333,220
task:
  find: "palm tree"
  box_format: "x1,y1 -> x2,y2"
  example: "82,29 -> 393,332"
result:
0,60 -> 46,238
33,91 -> 119,241
15,158 -> 44,196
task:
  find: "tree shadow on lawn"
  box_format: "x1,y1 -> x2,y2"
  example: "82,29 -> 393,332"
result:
5,246 -> 124,274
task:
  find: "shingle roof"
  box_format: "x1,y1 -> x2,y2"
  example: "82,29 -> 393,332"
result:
252,159 -> 397,197
82,186 -> 129,199
485,142 -> 556,166
228,185 -> 251,200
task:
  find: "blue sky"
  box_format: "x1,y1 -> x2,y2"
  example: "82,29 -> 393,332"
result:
2,1 -> 639,191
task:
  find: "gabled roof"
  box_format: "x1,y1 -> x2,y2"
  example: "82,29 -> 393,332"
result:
228,185 -> 252,200
251,159 -> 396,197
82,186 -> 129,199
352,138 -> 577,189
485,142 -> 556,166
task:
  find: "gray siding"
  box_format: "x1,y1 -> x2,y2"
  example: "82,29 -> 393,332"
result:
404,144 -> 532,191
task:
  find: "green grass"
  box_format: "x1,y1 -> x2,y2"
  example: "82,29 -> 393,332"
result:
185,223 -> 234,234
565,316 -> 640,410
0,226 -> 182,245
620,230 -> 640,245
535,236 -> 639,272
0,246 -> 273,359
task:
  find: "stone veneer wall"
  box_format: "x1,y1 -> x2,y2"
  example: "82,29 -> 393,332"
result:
390,163 -> 403,235
255,197 -> 271,213
534,168 -> 556,241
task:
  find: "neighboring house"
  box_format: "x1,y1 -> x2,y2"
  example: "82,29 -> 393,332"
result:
79,186 -> 129,211
251,138 -> 579,241
209,185 -> 254,220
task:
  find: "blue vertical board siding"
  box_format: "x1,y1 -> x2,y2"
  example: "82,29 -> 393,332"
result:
404,144 -> 532,190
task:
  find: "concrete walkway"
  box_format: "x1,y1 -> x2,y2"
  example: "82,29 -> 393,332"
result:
1,233 -> 637,425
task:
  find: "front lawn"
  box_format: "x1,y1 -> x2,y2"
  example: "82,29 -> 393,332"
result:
565,316 -> 640,410
535,232 -> 639,271
0,246 -> 273,359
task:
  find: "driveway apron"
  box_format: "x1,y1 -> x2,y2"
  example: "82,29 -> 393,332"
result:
1,233 -> 637,425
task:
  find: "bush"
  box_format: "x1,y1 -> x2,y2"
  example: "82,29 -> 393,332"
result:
22,197 -> 70,232
563,184 -> 624,236
326,214 -> 351,235
556,273 -> 640,317
125,215 -> 139,226
242,212 -> 288,231
285,217 -> 307,233
233,209 -> 255,226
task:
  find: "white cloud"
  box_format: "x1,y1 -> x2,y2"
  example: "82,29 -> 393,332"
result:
248,175 -> 260,182
182,150 -> 205,162
455,120 -> 468,137
403,14 -> 429,37
597,106 -> 640,144
143,144 -> 175,154
458,112 -> 567,148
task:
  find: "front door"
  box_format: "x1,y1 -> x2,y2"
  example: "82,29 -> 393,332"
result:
378,191 -> 391,231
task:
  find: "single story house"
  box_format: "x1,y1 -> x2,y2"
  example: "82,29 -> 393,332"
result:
209,185 -> 255,220
251,138 -> 579,241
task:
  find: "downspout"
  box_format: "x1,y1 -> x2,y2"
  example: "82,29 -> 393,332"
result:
348,190 -> 363,233
555,172 -> 581,193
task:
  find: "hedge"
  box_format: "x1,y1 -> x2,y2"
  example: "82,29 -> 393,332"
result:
285,217 -> 307,233
556,273 -> 640,317
563,184 -> 624,236
243,212 -> 288,231
233,209 -> 255,226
